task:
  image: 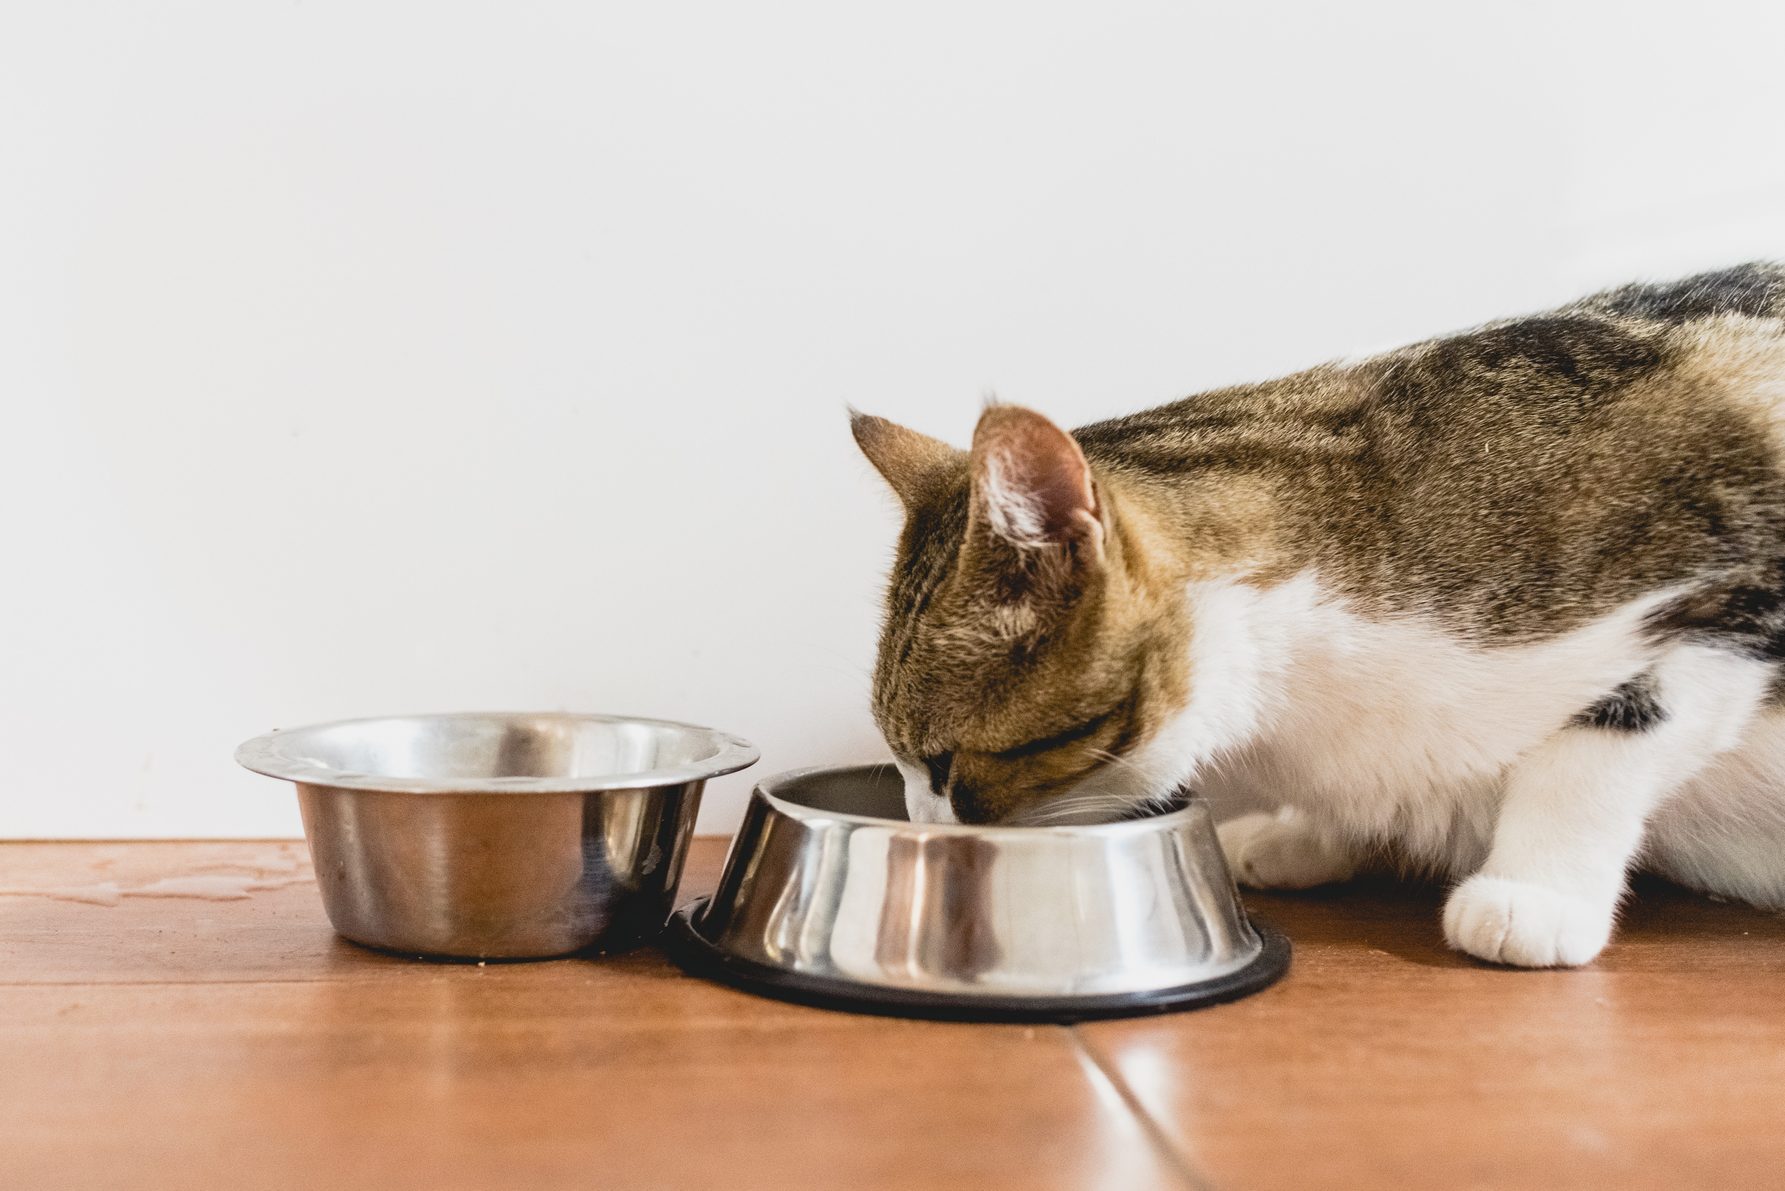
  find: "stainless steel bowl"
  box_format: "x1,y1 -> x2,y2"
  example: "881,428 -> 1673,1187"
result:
667,764 -> 1288,1021
236,712 -> 757,959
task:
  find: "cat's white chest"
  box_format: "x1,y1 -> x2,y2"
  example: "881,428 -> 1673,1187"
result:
1172,573 -> 1673,869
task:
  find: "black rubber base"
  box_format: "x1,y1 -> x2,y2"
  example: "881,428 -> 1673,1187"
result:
662,897 -> 1292,1024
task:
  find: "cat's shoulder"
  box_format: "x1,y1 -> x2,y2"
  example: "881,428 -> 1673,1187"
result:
1380,262 -> 1785,416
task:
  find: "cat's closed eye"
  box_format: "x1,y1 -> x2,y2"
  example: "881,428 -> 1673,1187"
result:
987,703 -> 1127,761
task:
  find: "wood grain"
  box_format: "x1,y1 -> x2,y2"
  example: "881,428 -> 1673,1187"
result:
4,841 -> 1784,1190
1078,876 -> 1785,1191
0,841 -> 1184,1191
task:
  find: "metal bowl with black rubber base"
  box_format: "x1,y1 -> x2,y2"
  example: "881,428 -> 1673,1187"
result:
662,764 -> 1291,1023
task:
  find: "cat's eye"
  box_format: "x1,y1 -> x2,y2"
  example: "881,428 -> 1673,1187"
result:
991,705 -> 1122,761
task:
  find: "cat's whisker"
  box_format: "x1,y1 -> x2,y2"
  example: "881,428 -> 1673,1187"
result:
1085,747 -> 1162,789
1007,792 -> 1139,827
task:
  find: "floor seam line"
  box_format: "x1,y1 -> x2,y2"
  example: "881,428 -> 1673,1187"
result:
1066,1026 -> 1216,1191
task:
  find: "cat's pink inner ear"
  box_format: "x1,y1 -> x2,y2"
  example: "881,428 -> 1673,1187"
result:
970,406 -> 1102,553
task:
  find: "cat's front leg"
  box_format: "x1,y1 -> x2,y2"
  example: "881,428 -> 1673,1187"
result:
1444,648 -> 1772,968
1218,807 -> 1359,890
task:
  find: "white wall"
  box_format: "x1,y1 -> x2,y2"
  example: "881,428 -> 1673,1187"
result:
5,1 -> 1783,838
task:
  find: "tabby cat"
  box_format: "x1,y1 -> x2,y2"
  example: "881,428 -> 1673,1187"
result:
852,262 -> 1785,967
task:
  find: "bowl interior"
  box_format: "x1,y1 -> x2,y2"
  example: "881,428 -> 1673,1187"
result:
760,764 -> 1191,829
237,713 -> 756,792
769,766 -> 910,818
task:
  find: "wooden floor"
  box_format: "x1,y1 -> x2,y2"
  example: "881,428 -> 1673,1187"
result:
3,841 -> 1783,1191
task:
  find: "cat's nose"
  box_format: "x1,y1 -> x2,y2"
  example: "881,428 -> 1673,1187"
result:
946,780 -> 994,824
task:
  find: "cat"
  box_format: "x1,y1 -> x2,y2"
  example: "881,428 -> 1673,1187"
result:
851,262 -> 1785,968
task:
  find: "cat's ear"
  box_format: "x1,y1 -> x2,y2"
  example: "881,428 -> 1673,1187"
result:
968,404 -> 1104,563
851,410 -> 964,506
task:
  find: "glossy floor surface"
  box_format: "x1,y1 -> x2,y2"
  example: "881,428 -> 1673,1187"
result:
3,840 -> 1782,1190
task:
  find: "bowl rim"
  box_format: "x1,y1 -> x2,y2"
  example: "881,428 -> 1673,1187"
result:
234,711 -> 760,794
753,762 -> 1207,836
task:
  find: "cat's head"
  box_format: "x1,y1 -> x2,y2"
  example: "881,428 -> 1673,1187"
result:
853,404 -> 1195,825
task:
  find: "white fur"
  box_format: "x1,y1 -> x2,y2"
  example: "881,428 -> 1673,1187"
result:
1027,574 -> 1306,823
1116,571 -> 1784,967
1441,877 -> 1609,967
897,758 -> 958,824
979,449 -> 1049,547
1645,711 -> 1785,909
1217,809 -> 1358,889
1443,645 -> 1770,965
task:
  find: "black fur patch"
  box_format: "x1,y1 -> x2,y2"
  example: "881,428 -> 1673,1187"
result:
1573,673 -> 1667,732
1646,560 -> 1785,664
922,751 -> 954,796
1427,315 -> 1664,393
1435,316 -> 1656,387
1588,262 -> 1785,324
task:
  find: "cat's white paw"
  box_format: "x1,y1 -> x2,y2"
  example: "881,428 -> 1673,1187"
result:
1442,875 -> 1613,968
1217,811 -> 1357,890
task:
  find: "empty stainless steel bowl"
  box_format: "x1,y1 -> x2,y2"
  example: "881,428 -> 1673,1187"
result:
236,712 -> 757,959
667,764 -> 1288,1021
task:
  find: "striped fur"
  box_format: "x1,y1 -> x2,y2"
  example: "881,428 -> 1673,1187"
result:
855,264 -> 1785,966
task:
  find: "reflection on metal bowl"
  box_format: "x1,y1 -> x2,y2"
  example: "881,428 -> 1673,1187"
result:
236,712 -> 757,959
667,764 -> 1288,1021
